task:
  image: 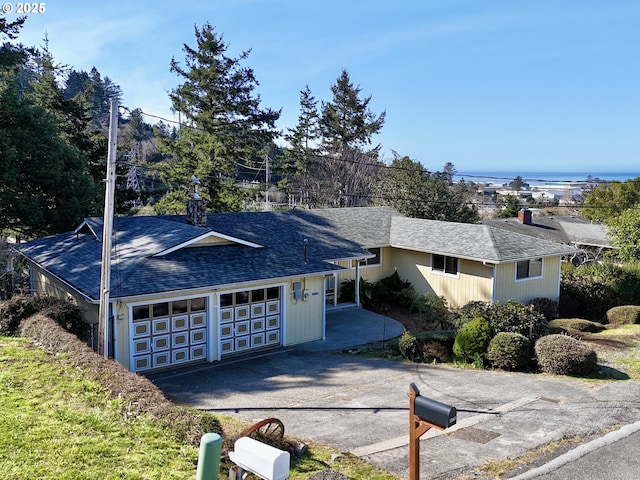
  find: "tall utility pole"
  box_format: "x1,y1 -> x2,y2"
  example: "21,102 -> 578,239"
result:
97,99 -> 118,358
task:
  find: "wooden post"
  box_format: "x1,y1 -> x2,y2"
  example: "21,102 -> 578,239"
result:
409,384 -> 443,480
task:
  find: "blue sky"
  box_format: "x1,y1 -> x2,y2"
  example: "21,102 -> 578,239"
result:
6,0 -> 640,175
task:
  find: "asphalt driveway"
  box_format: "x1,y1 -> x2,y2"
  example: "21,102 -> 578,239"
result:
150,308 -> 640,479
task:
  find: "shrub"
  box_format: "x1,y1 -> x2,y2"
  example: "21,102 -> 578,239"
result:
454,300 -> 548,340
534,334 -> 598,376
395,287 -> 418,308
422,341 -> 451,363
528,297 -> 559,320
605,305 -> 640,325
452,301 -> 492,329
417,330 -> 456,351
411,293 -> 449,329
548,318 -> 605,335
487,332 -> 532,371
398,331 -> 421,362
453,317 -> 495,362
0,295 -> 89,340
489,300 -> 549,339
340,272 -> 415,309
560,262 -> 640,319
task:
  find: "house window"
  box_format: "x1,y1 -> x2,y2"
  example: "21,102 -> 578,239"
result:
516,258 -> 543,280
361,247 -> 381,266
432,254 -> 458,275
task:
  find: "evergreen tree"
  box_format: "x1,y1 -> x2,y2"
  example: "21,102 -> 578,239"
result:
375,154 -> 478,222
284,85 -> 320,174
320,69 -> 385,155
160,23 -> 280,212
582,178 -> 640,223
1,22 -> 98,236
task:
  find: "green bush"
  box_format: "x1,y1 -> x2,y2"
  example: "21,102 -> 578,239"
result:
398,331 -> 421,362
605,305 -> 640,325
453,317 -> 495,362
395,330 -> 454,363
528,297 -> 559,320
340,272 -> 415,309
560,262 -> 640,319
452,301 -> 493,329
534,334 -> 598,376
548,318 -> 606,335
411,293 -> 449,329
487,332 -> 532,371
454,300 -> 548,340
0,295 -> 89,340
417,330 -> 456,350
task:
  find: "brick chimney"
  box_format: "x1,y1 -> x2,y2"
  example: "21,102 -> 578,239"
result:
518,207 -> 532,225
186,195 -> 206,227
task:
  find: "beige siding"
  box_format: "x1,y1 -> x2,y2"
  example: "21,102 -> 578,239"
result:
29,264 -> 98,325
283,275 -> 325,345
386,248 -> 494,308
494,256 -> 561,304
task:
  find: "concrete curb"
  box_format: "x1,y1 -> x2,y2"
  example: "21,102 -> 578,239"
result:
509,420 -> 640,479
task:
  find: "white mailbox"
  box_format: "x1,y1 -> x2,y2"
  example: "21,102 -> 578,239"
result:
229,436 -> 290,480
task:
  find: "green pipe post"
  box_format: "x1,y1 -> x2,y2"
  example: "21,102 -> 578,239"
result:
195,433 -> 222,480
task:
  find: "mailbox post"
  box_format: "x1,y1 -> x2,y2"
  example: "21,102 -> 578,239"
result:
409,383 -> 456,480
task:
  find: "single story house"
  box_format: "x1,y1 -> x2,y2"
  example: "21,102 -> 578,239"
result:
481,208 -> 613,264
15,206 -> 578,373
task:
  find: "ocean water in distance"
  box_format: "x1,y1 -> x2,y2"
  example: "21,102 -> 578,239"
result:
455,171 -> 639,185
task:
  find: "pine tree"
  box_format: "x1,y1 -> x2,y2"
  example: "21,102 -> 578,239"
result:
320,69 -> 385,155
160,23 -> 280,212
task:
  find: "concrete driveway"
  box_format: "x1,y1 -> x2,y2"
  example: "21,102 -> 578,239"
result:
150,308 -> 640,479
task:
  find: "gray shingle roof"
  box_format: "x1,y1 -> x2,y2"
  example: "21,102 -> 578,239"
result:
390,217 -> 578,263
481,215 -> 613,249
16,206 -> 578,301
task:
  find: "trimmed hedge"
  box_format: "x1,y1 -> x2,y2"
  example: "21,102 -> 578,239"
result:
605,305 -> 640,325
534,334 -> 597,376
487,332 -> 532,371
453,317 -> 495,362
0,295 -> 89,340
548,318 -> 606,335
395,330 -> 454,363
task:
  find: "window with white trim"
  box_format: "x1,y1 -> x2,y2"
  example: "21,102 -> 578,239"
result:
432,254 -> 458,275
516,258 -> 543,280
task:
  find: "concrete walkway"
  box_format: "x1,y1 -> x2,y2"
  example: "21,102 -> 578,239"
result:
150,307 -> 640,479
298,306 -> 406,352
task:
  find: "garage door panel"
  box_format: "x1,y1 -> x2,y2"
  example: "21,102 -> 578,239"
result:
190,328 -> 206,345
131,297 -> 209,372
219,287 -> 282,358
133,321 -> 150,338
172,315 -> 189,332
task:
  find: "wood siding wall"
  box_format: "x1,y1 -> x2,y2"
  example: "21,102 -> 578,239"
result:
494,256 -> 561,304
385,248 -> 494,308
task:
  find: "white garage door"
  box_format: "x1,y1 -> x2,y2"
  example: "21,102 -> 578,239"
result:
130,297 -> 208,372
219,286 -> 282,356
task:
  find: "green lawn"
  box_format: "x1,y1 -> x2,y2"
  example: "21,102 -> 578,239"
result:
585,324 -> 640,380
0,337 -> 398,480
0,337 -> 198,479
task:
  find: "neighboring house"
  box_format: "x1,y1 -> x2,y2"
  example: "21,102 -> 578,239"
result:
15,206 -> 577,373
482,208 -> 613,264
